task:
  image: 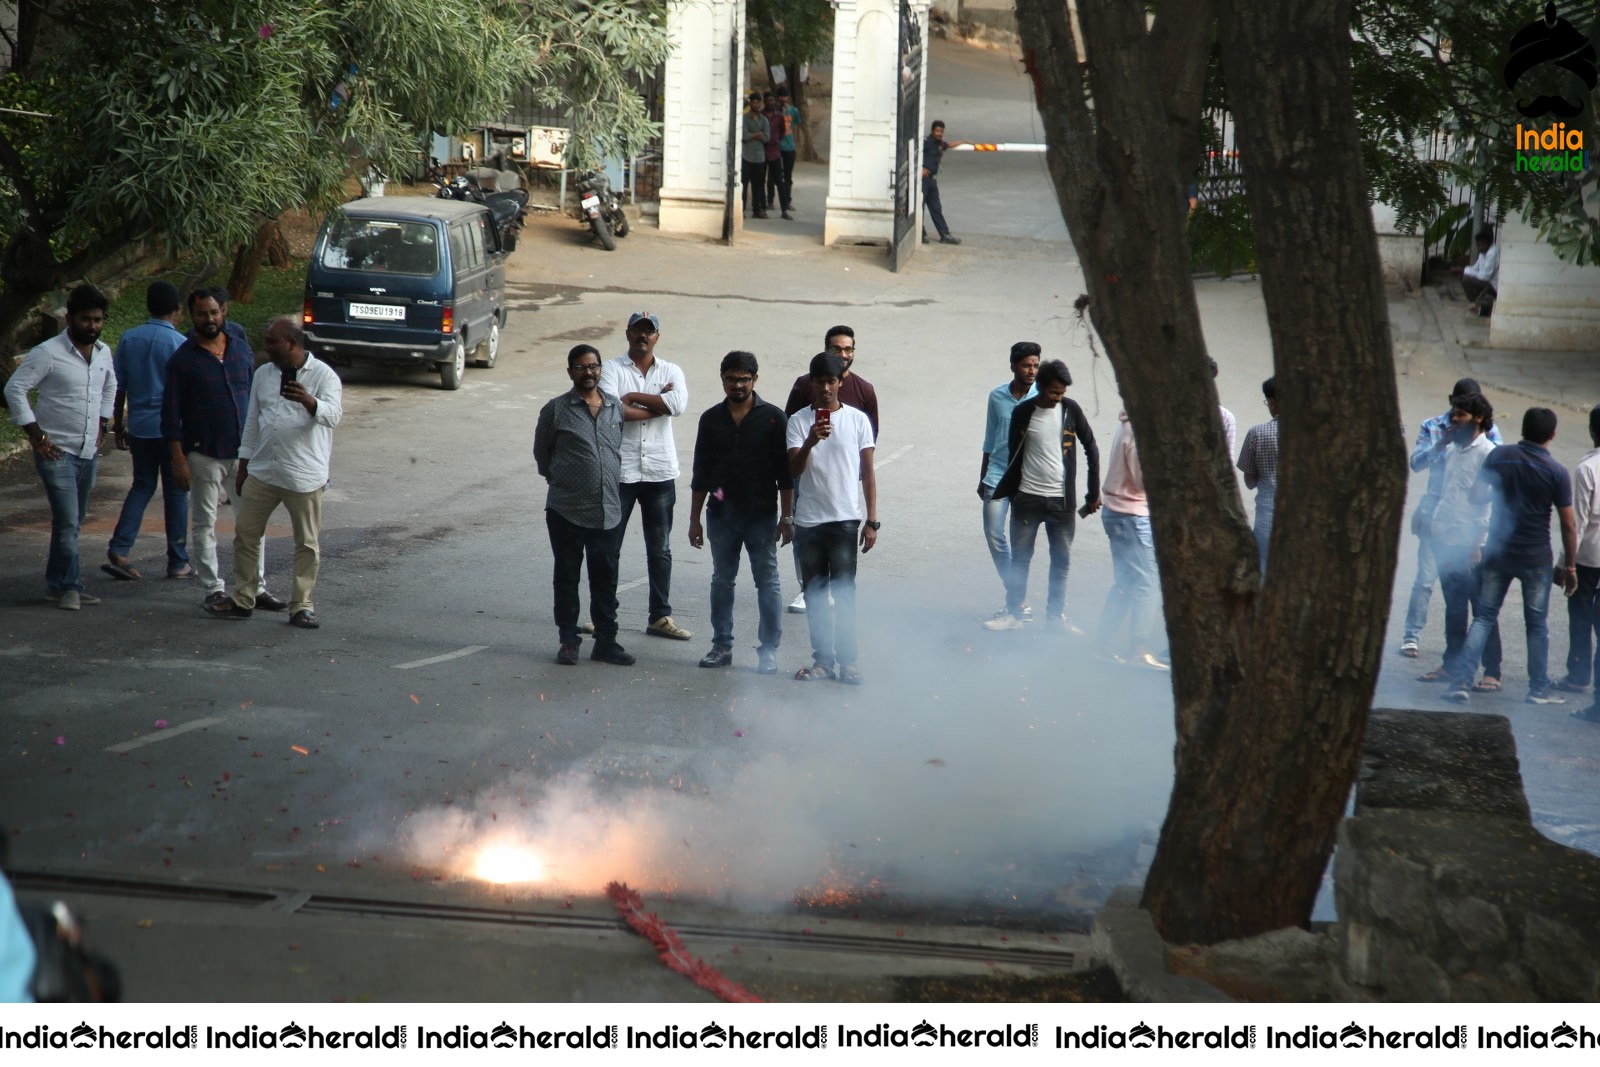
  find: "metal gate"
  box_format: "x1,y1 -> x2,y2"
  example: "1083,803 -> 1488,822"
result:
890,0 -> 924,271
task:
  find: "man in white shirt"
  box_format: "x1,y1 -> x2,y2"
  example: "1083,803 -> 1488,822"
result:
3,285 -> 116,610
786,352 -> 877,684
203,317 -> 342,629
1461,229 -> 1499,316
599,311 -> 693,641
1562,403 -> 1600,721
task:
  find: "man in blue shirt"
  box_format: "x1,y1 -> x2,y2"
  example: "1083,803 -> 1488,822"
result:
1445,407 -> 1579,704
978,342 -> 1039,623
1399,377 -> 1502,658
105,281 -> 189,580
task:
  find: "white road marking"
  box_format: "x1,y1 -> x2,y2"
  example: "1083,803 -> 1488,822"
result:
616,577 -> 649,592
877,444 -> 915,468
392,645 -> 490,670
105,716 -> 226,754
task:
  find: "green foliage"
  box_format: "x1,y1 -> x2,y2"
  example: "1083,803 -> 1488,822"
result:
1187,197 -> 1256,278
0,0 -> 667,308
745,0 -> 834,72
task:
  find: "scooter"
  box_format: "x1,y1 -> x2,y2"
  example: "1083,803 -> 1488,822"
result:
573,169 -> 628,251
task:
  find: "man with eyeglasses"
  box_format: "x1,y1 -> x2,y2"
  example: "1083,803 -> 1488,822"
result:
783,325 -> 878,613
687,351 -> 794,674
535,344 -> 655,667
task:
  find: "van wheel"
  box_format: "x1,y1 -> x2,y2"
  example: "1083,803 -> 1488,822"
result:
439,338 -> 466,390
474,321 -> 499,368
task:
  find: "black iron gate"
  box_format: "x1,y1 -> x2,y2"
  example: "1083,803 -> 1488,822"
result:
890,0 -> 924,271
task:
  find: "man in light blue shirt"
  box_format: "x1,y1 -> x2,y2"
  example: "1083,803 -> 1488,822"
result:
3,285 -> 116,609
106,281 -> 190,579
978,342 -> 1039,622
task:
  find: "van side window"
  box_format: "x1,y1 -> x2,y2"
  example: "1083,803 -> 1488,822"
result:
477,214 -> 497,256
465,217 -> 485,268
448,223 -> 471,273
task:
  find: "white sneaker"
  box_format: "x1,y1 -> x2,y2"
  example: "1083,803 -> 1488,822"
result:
787,591 -> 807,614
646,616 -> 693,640
983,612 -> 1024,632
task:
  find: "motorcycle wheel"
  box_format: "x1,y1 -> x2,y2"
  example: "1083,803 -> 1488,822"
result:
592,214 -> 616,251
613,212 -> 629,238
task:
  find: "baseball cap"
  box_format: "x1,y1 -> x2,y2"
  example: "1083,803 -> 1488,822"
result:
627,311 -> 660,332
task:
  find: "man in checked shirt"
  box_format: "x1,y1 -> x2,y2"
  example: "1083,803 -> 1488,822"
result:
4,285 -> 116,610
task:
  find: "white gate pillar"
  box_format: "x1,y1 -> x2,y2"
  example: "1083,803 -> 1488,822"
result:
659,0 -> 746,238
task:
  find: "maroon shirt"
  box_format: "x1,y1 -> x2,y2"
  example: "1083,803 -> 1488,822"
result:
784,372 -> 879,440
763,108 -> 784,162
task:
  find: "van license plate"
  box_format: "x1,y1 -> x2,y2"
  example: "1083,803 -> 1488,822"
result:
349,302 -> 405,321
581,195 -> 600,210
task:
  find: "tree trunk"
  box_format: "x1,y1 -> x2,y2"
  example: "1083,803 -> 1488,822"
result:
1015,0 -> 1404,945
226,219 -> 284,304
265,220 -> 291,269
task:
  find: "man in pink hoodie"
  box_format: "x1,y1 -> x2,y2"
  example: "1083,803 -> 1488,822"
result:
1097,410 -> 1168,670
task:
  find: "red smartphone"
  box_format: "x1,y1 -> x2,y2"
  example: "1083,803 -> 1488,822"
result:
815,406 -> 830,427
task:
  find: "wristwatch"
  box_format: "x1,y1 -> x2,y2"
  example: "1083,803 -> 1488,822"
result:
865,520 -> 881,531
779,515 -> 794,524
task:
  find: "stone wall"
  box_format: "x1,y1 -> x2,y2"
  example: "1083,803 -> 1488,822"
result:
1334,710 -> 1600,1001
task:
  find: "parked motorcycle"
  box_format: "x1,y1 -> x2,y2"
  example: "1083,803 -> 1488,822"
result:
573,169 -> 628,251
435,173 -> 528,252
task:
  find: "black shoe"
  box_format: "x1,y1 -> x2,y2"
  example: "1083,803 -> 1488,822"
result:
556,642 -> 580,666
940,234 -> 962,245
255,591 -> 288,611
1571,705 -> 1600,723
289,609 -> 320,629
699,647 -> 733,668
202,599 -> 253,621
591,643 -> 636,666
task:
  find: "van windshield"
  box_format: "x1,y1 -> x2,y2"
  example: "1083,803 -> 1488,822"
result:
320,217 -> 440,275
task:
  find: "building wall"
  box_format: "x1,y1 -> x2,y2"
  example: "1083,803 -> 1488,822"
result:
1491,216 -> 1600,351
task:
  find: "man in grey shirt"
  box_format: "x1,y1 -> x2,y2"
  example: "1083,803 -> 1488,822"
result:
741,93 -> 770,219
534,344 -> 652,667
3,285 -> 116,610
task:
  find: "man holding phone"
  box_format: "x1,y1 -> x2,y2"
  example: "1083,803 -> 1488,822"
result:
786,352 -> 877,684
202,317 -> 342,629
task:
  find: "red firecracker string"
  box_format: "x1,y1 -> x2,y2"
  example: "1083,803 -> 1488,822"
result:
605,881 -> 764,1003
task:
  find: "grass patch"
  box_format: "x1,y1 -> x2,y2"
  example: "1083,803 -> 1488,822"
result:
2,259 -> 307,448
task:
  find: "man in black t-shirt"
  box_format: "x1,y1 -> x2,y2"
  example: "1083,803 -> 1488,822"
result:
921,120 -> 965,245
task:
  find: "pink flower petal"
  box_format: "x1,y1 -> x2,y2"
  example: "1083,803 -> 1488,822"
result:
154,720 -> 168,729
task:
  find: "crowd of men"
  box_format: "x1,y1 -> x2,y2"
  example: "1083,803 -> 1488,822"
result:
4,282 -> 341,629
1400,378 -> 1600,723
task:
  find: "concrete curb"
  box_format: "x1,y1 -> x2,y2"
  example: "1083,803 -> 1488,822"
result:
1090,887 -> 1233,1002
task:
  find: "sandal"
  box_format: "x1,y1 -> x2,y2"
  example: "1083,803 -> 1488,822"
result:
794,661 -> 834,681
1472,677 -> 1502,692
838,664 -> 863,685
1418,668 -> 1451,683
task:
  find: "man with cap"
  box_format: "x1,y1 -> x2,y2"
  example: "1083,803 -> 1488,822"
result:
1398,377 -> 1502,658
104,281 -> 191,580
599,311 -> 693,640
4,284 -> 116,610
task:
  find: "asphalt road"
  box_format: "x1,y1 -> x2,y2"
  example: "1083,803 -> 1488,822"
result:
0,37 -> 1595,1002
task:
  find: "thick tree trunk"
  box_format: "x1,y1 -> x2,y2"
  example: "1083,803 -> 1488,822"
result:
1015,0 -> 1404,945
226,219 -> 285,304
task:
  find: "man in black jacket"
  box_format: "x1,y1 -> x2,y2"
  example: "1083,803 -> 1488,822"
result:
985,359 -> 1099,632
688,351 -> 794,674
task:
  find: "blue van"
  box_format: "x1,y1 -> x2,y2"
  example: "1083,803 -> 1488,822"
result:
303,198 -> 508,390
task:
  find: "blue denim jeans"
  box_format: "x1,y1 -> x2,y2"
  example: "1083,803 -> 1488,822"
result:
1565,563 -> 1600,686
1402,533 -> 1438,644
547,510 -> 622,646
1005,492 -> 1075,618
1435,543 -> 1501,681
1451,561 -> 1554,693
618,480 -> 675,622
795,520 -> 859,666
108,435 -> 189,571
707,508 -> 782,653
34,451 -> 98,594
1252,488 -> 1276,571
1099,509 -> 1160,653
979,484 -> 1011,589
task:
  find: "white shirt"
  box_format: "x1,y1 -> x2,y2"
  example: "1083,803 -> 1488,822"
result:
1219,405 -> 1237,457
3,331 -> 115,458
239,353 -> 343,493
1430,432 -> 1495,548
786,405 -> 875,526
599,353 -> 687,482
1020,403 -> 1066,496
1465,244 -> 1500,288
1573,447 -> 1600,567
